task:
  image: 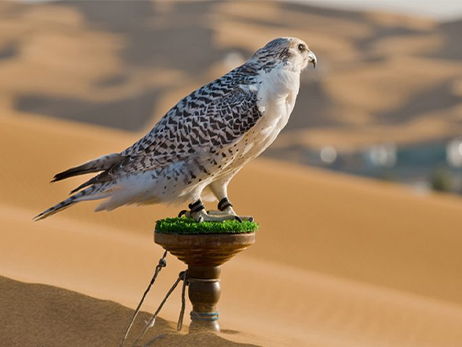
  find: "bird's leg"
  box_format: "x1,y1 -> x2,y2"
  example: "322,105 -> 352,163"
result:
208,179 -> 254,222
179,199 -> 242,223
206,197 -> 235,216
207,198 -> 254,222
218,197 -> 254,222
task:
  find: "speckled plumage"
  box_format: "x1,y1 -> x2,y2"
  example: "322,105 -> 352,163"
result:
35,37 -> 316,221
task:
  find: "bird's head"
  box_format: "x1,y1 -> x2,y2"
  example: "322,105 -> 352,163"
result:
251,37 -> 317,73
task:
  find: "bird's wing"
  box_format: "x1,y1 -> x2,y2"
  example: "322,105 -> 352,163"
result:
94,81 -> 263,184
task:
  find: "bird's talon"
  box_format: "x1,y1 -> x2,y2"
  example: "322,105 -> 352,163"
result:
178,210 -> 187,218
235,216 -> 243,223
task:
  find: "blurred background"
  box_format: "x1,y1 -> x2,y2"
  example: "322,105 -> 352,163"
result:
2,0 -> 462,195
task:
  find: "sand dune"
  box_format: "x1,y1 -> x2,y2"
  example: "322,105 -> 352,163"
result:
0,276 -> 259,347
2,113 -> 462,346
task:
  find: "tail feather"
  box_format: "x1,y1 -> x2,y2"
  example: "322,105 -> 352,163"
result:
51,153 -> 122,182
69,173 -> 105,194
34,184 -> 111,221
33,196 -> 78,221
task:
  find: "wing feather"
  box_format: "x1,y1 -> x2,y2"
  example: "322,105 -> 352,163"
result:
80,67 -> 262,187
110,84 -> 261,176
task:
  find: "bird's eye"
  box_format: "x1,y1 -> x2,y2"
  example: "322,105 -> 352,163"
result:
297,44 -> 306,52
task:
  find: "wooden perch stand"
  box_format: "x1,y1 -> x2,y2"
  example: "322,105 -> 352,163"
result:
155,225 -> 256,333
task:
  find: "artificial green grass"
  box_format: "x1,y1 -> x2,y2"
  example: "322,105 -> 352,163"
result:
155,217 -> 258,235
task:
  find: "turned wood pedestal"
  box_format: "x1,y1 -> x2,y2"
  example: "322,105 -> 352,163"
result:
154,232 -> 255,333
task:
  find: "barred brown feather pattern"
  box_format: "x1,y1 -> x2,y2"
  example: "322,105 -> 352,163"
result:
102,66 -> 262,181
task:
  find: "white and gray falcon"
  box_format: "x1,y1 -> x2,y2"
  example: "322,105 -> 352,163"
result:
35,37 -> 317,222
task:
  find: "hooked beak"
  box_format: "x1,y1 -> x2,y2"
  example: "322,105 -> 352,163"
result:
308,51 -> 317,68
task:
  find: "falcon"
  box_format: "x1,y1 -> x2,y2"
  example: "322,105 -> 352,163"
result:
35,37 -> 317,222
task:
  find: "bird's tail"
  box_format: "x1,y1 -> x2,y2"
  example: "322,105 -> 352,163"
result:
33,184 -> 111,221
51,153 -> 122,182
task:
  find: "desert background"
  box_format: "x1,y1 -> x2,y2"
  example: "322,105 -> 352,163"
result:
1,1 -> 462,346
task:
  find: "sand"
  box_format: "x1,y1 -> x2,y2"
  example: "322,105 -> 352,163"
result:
0,275 -> 256,347
2,113 -> 462,346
